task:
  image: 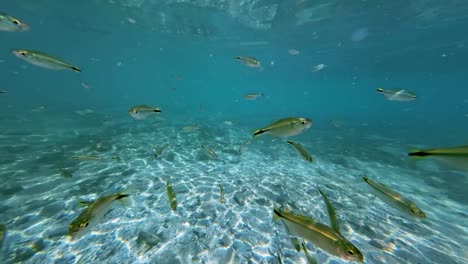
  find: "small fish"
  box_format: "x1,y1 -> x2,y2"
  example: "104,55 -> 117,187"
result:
253,117 -> 312,139
301,240 -> 319,264
409,145 -> 468,159
288,49 -> 300,55
238,139 -> 250,155
81,82 -> 91,89
236,56 -> 261,68
166,180 -> 177,211
72,156 -> 101,160
0,13 -> 29,32
311,64 -> 326,72
31,106 -> 46,112
201,145 -> 217,158
11,49 -> 81,72
377,88 -> 416,101
244,93 -> 264,100
0,224 -> 6,249
219,184 -> 225,204
318,189 -> 340,232
273,194 -> 363,262
154,145 -> 167,158
0,91 -> 6,94
68,193 -> 129,240
287,140 -> 313,162
58,169 -> 73,179
363,176 -> 426,218
111,156 -> 121,160
182,124 -> 200,133
128,105 -> 161,120
277,248 -> 284,264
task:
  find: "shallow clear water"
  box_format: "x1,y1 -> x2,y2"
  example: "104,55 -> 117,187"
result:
1,1 -> 468,264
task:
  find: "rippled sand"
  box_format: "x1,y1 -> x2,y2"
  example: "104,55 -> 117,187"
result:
0,112 -> 466,264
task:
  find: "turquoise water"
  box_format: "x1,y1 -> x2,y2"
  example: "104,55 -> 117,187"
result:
1,1 -> 468,263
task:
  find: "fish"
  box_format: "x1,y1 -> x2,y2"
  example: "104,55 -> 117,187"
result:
111,156 -> 121,160
244,93 -> 264,100
0,13 -> 29,32
201,145 -> 217,158
253,117 -> 312,139
287,140 -> 313,162
238,139 -> 250,155
408,145 -> 468,169
288,49 -> 300,55
290,237 -> 301,252
166,180 -> 177,211
68,193 -> 129,240
72,156 -> 101,161
58,169 -> 73,179
182,124 -> 200,133
301,240 -> 319,264
272,192 -> 363,262
154,145 -> 168,158
128,105 -> 161,120
363,176 -> 426,218
11,49 -> 81,72
219,184 -> 225,204
376,88 -> 416,101
311,64 -> 326,72
0,224 -> 6,249
277,248 -> 284,264
236,56 -> 261,68
318,189 -> 340,232
0,91 -> 6,94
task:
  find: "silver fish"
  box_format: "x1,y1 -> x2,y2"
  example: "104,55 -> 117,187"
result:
287,140 -> 313,162
363,176 -> 426,218
68,193 -> 129,240
253,117 -> 312,139
129,105 -> 161,120
377,88 -> 416,101
0,13 -> 29,32
12,49 -> 81,72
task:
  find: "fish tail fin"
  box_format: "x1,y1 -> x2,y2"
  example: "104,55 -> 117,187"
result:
70,66 -> 81,72
408,149 -> 430,158
116,193 -> 131,207
272,204 -> 281,221
116,194 -> 130,200
252,129 -> 266,139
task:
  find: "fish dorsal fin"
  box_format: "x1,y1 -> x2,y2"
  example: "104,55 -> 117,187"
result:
318,188 -> 340,233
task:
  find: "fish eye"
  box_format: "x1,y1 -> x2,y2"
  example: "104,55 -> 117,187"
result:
19,51 -> 27,56
12,20 -> 20,25
347,249 -> 354,255
80,222 -> 89,227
